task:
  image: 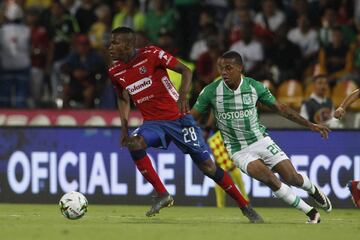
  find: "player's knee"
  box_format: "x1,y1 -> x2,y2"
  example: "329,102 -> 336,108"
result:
201,164 -> 224,182
127,135 -> 147,151
247,165 -> 269,184
197,160 -> 217,176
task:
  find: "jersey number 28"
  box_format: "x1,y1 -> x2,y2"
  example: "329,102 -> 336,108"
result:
182,127 -> 198,143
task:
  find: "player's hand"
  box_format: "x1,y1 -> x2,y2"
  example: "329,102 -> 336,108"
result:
309,123 -> 331,139
120,130 -> 129,147
334,107 -> 346,119
178,94 -> 189,115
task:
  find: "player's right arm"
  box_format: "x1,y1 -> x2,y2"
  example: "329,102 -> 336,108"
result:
168,62 -> 192,115
117,89 -> 131,146
108,68 -> 131,147
191,86 -> 212,121
334,88 -> 360,119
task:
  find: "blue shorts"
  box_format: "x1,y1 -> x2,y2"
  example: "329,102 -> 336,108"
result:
131,114 -> 210,163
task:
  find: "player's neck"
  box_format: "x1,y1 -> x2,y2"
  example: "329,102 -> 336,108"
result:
225,76 -> 242,91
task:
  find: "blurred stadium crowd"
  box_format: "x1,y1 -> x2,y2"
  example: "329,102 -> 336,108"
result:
0,0 -> 359,119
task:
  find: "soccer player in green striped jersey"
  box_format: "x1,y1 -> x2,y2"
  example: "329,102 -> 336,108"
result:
191,51 -> 332,224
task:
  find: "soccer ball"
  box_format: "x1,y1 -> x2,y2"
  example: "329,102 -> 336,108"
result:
59,191 -> 88,220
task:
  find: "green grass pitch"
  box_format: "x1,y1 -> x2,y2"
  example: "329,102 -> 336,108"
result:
0,204 -> 359,240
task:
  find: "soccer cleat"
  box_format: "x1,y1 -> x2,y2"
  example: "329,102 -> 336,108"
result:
348,180 -> 360,207
306,208 -> 321,224
145,193 -> 174,217
241,205 -> 264,223
309,185 -> 332,212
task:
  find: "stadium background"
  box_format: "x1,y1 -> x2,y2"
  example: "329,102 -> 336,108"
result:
0,0 -> 359,209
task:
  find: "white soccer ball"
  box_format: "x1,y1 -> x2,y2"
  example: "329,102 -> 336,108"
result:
59,191 -> 88,220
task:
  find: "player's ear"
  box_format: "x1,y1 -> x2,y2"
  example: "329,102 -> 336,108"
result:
125,41 -> 135,51
237,63 -> 243,73
216,58 -> 222,72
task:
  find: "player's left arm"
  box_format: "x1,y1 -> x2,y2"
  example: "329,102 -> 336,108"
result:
253,79 -> 330,139
190,108 -> 202,121
191,85 -> 212,120
167,62 -> 192,115
268,101 -> 330,139
151,46 -> 192,115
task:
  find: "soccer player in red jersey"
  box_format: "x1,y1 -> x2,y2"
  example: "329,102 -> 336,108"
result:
108,27 -> 262,222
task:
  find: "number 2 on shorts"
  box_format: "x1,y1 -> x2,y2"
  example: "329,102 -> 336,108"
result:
266,143 -> 281,155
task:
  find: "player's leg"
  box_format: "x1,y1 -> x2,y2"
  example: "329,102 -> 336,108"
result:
195,158 -> 249,208
170,115 -> 262,222
273,159 -> 332,212
127,134 -> 167,195
175,116 -> 249,208
257,136 -> 332,214
214,167 -> 249,207
229,166 -> 249,201
208,131 -> 249,201
246,160 -> 320,224
194,157 -> 263,223
127,128 -> 173,217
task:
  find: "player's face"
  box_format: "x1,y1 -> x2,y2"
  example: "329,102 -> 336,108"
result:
108,33 -> 133,61
217,58 -> 243,87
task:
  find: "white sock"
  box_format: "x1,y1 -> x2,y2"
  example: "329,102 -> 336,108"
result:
274,183 -> 312,214
300,173 -> 316,194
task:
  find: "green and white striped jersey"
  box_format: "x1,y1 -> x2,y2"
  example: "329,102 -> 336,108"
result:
193,76 -> 276,156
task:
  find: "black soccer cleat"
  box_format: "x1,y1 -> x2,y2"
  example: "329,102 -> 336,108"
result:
241,205 -> 264,223
309,185 -> 332,213
306,208 -> 321,224
146,193 -> 174,217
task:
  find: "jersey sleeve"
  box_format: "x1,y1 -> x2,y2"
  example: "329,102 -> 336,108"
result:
148,46 -> 178,69
193,86 -> 212,114
250,79 -> 276,106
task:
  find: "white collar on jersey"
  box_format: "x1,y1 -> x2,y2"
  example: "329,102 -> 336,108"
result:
223,75 -> 244,92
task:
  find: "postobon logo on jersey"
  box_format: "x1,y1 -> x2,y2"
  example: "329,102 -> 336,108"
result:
126,78 -> 152,95
217,109 -> 255,120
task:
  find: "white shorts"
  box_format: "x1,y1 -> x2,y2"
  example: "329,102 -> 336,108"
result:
231,136 -> 289,175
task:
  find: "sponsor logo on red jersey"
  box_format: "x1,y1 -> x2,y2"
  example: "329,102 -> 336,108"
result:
126,77 -> 152,95
161,76 -> 179,101
137,94 -> 154,104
